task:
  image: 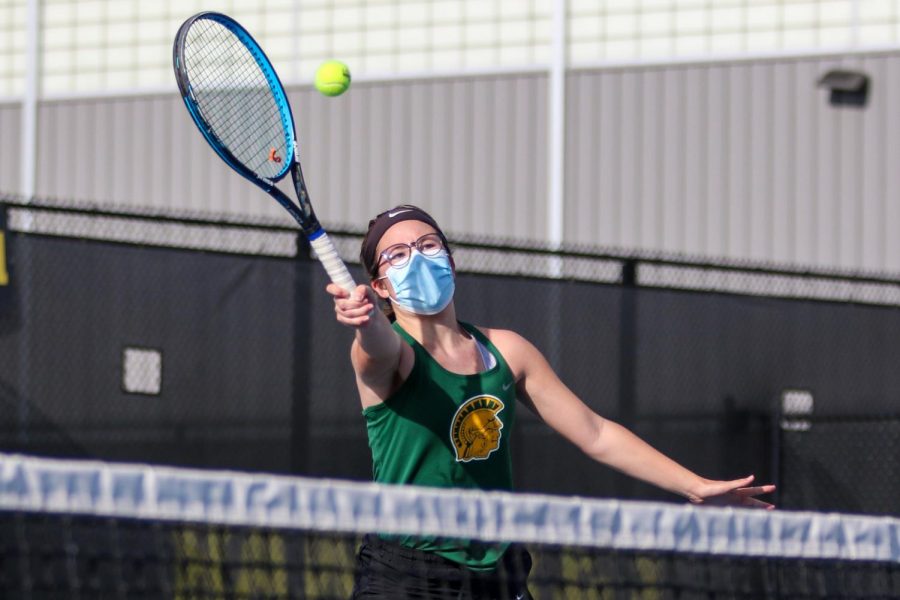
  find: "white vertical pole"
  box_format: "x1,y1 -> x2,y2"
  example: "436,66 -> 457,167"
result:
546,0 -> 567,369
21,0 -> 40,202
548,0 -> 567,260
17,0 -> 40,447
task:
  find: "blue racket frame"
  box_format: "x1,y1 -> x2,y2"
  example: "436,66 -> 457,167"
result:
173,12 -> 321,237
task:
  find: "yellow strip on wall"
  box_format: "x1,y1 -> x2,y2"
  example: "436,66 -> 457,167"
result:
0,231 -> 8,285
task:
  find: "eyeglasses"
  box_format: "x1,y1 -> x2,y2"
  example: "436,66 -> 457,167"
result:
378,233 -> 445,269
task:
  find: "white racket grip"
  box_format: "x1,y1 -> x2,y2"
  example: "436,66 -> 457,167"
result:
309,232 -> 356,293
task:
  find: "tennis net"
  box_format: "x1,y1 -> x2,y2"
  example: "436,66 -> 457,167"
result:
1,452 -> 897,599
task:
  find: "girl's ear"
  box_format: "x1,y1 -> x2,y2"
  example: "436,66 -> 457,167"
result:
449,254 -> 457,276
371,277 -> 392,300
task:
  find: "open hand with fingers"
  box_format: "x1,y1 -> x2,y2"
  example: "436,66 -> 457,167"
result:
687,475 -> 776,509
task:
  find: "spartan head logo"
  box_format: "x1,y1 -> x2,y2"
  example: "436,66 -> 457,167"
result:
450,395 -> 505,462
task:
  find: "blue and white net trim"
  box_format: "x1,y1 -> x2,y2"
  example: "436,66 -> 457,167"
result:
1,452 -> 897,563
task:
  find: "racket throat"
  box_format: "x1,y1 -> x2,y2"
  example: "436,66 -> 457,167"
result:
290,163 -> 321,236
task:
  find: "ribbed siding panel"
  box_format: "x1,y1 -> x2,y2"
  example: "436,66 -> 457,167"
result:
295,74 -> 548,239
32,73 -> 548,240
0,104 -> 21,194
566,53 -> 900,273
35,95 -> 282,219
883,58 -> 900,272
21,52 -> 900,273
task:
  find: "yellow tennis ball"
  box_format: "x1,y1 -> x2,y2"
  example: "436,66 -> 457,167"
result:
315,61 -> 351,97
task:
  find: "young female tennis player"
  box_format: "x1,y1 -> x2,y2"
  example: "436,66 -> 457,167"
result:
327,205 -> 775,599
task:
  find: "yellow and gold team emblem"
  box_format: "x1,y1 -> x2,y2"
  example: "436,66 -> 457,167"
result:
450,395 -> 505,462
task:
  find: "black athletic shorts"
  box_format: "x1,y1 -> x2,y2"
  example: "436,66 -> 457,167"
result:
351,534 -> 534,600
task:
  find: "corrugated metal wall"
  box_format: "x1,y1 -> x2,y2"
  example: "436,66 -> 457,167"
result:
6,51 -> 900,273
0,103 -> 21,193
31,72 -> 549,241
292,73 -> 549,241
566,52 -> 900,273
35,94 -> 270,217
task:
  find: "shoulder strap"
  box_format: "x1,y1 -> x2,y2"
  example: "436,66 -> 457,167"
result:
459,322 -> 509,372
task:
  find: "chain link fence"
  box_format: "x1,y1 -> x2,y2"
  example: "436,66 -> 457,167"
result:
1,196 -> 898,515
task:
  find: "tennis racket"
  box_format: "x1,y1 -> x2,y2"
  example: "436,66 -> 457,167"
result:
173,12 -> 355,292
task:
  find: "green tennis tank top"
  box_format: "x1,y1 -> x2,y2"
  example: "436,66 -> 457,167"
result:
362,321 -> 517,570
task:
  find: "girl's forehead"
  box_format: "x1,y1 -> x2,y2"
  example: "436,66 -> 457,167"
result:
376,220 -> 437,253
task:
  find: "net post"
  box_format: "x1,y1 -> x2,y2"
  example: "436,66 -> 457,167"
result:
617,259 -> 638,427
771,391 -> 783,508
617,258 -> 639,498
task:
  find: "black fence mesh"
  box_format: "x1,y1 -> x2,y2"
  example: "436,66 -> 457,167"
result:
777,414 -> 900,515
4,512 -> 896,599
1,197 -> 898,516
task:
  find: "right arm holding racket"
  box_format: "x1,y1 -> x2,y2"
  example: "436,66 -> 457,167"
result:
173,12 -> 354,292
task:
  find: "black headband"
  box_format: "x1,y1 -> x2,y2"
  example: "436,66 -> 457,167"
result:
360,205 -> 449,274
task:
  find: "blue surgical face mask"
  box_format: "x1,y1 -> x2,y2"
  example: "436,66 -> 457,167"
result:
386,250 -> 455,315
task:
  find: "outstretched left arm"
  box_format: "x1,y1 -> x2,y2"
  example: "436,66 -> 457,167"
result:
489,328 -> 775,508
576,418 -> 775,508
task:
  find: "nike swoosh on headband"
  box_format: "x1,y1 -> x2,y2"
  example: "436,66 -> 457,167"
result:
388,209 -> 413,218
